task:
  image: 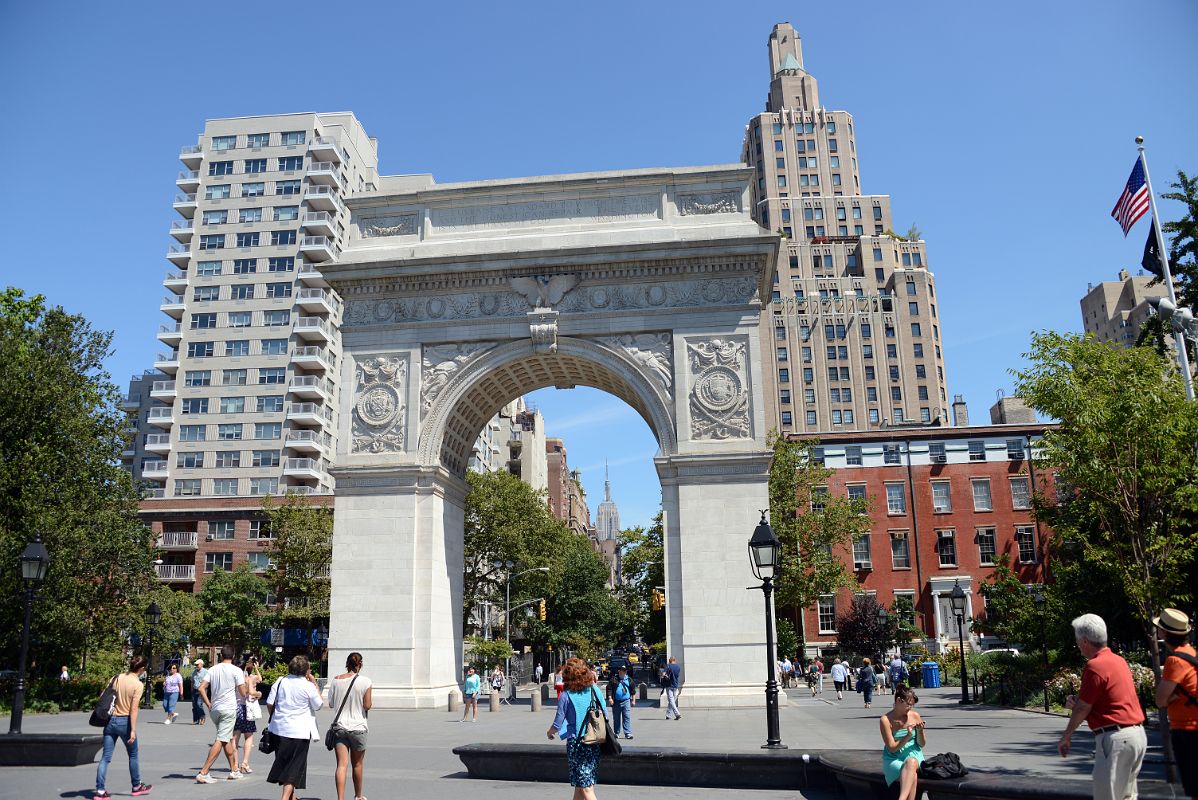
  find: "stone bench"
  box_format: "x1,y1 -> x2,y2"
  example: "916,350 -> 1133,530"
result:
0,733 -> 105,766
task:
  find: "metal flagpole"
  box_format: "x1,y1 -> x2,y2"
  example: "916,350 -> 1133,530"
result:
1138,136 -> 1195,400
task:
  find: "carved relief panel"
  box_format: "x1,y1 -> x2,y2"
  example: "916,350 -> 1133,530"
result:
686,337 -> 751,440
420,342 -> 496,418
351,355 -> 408,453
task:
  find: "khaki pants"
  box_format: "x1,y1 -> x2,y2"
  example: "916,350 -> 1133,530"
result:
1093,725 -> 1146,800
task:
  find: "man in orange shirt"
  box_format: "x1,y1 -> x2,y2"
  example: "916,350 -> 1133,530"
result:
1154,608 -> 1198,799
1057,613 -> 1146,800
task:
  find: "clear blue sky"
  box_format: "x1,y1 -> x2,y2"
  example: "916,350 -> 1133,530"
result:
2,1 -> 1195,531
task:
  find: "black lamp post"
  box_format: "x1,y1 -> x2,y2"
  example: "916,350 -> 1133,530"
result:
9,536 -> 50,734
1034,588 -> 1049,712
949,581 -> 971,704
143,602 -> 161,709
748,512 -> 786,750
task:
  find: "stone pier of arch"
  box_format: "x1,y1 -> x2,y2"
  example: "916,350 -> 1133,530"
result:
321,165 -> 782,708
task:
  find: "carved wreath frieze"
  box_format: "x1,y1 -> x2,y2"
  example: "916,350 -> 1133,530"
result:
352,356 -> 407,453
677,191 -> 740,216
421,342 -> 495,417
597,333 -> 674,394
359,214 -> 419,238
342,276 -> 758,328
687,337 -> 750,440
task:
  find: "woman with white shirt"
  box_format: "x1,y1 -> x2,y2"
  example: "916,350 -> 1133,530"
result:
325,652 -> 373,800
265,655 -> 324,800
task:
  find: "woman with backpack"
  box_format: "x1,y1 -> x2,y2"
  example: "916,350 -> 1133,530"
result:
858,657 -> 878,708
880,684 -> 926,800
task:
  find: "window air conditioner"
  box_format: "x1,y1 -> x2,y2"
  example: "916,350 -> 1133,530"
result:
930,454 -> 947,463
205,534 -> 214,541
854,560 -> 873,570
1008,451 -> 1025,460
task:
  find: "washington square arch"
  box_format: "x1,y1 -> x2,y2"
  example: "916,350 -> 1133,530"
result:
321,163 -> 782,708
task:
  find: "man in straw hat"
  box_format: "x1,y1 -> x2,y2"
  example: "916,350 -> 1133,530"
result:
1154,608 -> 1198,799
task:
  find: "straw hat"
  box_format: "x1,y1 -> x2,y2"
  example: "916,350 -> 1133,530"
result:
1153,608 -> 1192,636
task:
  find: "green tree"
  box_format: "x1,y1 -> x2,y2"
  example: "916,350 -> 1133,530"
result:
530,540 -> 630,655
263,494 -> 332,629
1160,169 -> 1198,308
617,513 -> 665,644
774,616 -> 799,663
464,636 -> 514,672
1013,331 -> 1198,672
0,288 -> 155,673
767,434 -> 870,658
890,594 -> 922,645
835,594 -> 899,662
130,587 -> 204,656
196,564 -> 271,654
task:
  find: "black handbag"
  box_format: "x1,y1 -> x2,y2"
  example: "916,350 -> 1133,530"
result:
920,752 -> 969,780
259,729 -> 278,754
88,676 -> 119,728
590,688 -> 623,757
325,674 -> 358,751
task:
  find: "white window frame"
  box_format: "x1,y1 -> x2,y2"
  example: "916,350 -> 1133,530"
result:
931,480 -> 952,513
817,595 -> 837,634
1009,476 -> 1031,510
971,478 -> 993,512
885,482 -> 906,514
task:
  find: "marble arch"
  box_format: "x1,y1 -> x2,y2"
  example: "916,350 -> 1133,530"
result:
322,165 -> 780,708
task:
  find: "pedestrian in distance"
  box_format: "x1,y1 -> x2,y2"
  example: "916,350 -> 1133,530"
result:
491,664 -> 506,697
814,656 -> 825,693
190,658 -> 208,725
93,655 -> 154,799
546,657 -> 608,800
555,667 -> 566,699
1057,614 -> 1146,800
265,655 -> 325,800
781,655 -> 793,689
880,684 -> 926,800
60,665 -> 71,682
605,664 -> 635,739
162,663 -> 183,724
830,657 -> 848,701
1153,608 -> 1198,800
194,644 -> 248,783
858,658 -> 878,708
889,655 -> 910,691
661,656 -> 682,720
875,660 -> 889,695
460,666 -> 481,722
232,655 -> 263,774
327,651 -> 373,800
805,661 -> 820,697
536,663 -> 544,684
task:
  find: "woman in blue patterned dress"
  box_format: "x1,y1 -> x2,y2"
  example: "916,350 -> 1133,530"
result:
880,684 -> 926,800
546,657 -> 607,800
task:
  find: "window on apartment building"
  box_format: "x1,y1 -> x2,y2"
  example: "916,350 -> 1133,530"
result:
891,387 -> 903,402
197,260 -> 222,276
890,531 -> 911,568
778,368 -> 789,383
248,519 -> 273,540
780,389 -> 791,404
972,478 -> 992,511
886,482 -> 906,514
977,527 -> 997,565
217,423 -> 243,440
882,444 -> 900,465
244,158 -> 267,174
1010,477 -> 1031,510
263,310 -> 290,327
231,284 -> 255,300
803,388 -> 815,404
222,369 -> 247,386
252,450 -> 281,468
207,185 -> 233,202
182,398 -> 208,414
257,395 -> 284,412
254,422 -> 282,440
189,313 -> 216,330
1016,526 -> 1037,563
893,409 -> 906,422
202,210 -> 227,225
261,338 -> 288,355
847,483 -> 867,503
242,182 -> 265,197
852,534 -> 872,568
937,530 -> 957,567
179,424 -> 205,441
205,552 -> 234,573
843,445 -> 863,466
817,596 -> 837,633
209,520 -> 235,540
274,205 -> 300,222
232,258 -> 258,275
212,478 -> 238,496
277,156 -> 305,172
869,408 -> 880,423
811,486 -> 828,512
271,230 -> 297,246
193,287 -> 220,304
238,208 -> 263,224
902,253 -> 912,267
914,358 -> 926,373
917,386 -> 929,402
184,370 -> 211,387
781,411 -> 793,425
198,234 -> 225,251
227,311 -> 251,328
247,552 -> 273,572
211,135 -> 237,151
185,343 -> 214,362
236,232 -> 259,248
806,410 -> 817,425
931,479 -> 952,512
265,282 -> 292,299
209,160 -> 234,176
268,257 -> 295,272
911,323 -> 922,337
968,440 -> 986,461
177,451 -> 205,469
214,451 -> 240,468
249,478 -> 279,496
281,131 -> 306,145
258,368 -> 286,385
276,180 -> 301,195
247,132 -> 270,148
226,340 -> 250,357
174,479 -> 201,497
220,396 -> 245,414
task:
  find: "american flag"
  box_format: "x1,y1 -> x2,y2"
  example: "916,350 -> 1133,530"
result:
1111,157 -> 1150,236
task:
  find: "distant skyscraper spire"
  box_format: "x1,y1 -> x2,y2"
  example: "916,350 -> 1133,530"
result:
604,459 -> 612,502
596,458 -> 620,541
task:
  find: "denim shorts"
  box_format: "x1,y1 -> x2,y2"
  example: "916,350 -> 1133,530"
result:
329,727 -> 368,752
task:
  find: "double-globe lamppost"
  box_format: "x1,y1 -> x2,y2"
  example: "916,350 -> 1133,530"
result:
143,601 -> 161,708
492,561 -> 549,686
949,580 -> 971,705
748,512 -> 786,750
9,536 -> 51,735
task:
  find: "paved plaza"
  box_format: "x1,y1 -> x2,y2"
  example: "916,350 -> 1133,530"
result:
0,685 -> 1167,800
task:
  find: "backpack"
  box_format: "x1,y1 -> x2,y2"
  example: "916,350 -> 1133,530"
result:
88,675 -> 119,728
660,668 -> 674,688
920,752 -> 969,780
1165,651 -> 1198,708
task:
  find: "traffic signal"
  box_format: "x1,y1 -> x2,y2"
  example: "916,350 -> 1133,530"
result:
538,599 -> 546,621
651,589 -> 665,611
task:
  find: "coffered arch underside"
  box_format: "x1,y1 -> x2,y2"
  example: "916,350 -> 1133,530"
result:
418,338 -> 677,476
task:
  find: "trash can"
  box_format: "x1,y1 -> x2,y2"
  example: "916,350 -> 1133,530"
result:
922,662 -> 941,689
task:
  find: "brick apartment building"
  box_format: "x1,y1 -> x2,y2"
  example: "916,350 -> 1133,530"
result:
791,414 -> 1056,656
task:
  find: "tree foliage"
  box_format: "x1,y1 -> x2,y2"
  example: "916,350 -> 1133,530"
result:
464,636 -> 514,672
129,587 -> 204,655
196,564 -> 271,654
1160,169 -> 1198,308
1013,331 -> 1198,669
835,594 -> 900,662
0,288 -> 155,673
617,513 -> 665,644
263,494 -> 332,623
767,434 -> 871,654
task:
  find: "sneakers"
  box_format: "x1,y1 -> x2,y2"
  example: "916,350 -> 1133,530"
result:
195,774 -> 218,784
163,718 -> 172,725
131,784 -> 153,796
93,792 -> 111,800
227,771 -> 243,780
624,734 -> 634,739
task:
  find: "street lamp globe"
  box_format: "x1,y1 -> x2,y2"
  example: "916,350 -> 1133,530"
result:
949,580 -> 966,616
145,601 -> 162,627
747,512 -> 781,581
877,606 -> 889,624
20,537 -> 50,582
1033,588 -> 1046,608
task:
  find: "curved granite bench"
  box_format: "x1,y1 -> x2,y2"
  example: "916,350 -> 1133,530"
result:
0,733 -> 104,766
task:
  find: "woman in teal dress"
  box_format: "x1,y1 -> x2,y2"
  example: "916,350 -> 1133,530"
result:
879,684 -> 926,800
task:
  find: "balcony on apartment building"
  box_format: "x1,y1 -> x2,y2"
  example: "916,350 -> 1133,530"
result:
302,184 -> 343,213
169,219 -> 194,243
297,287 -> 340,316
179,144 -> 203,169
307,136 -> 343,163
173,193 -> 197,218
297,264 -> 329,288
283,457 -> 326,481
154,351 -> 180,374
159,295 -> 186,318
305,161 -> 342,189
121,394 -> 142,412
285,485 -> 332,497
149,380 -> 176,400
166,245 -> 191,267
294,316 -> 333,342
157,323 -> 182,346
290,346 -> 332,371
301,211 -> 336,238
288,374 -> 331,400
285,429 -> 330,454
176,170 -> 201,192
144,433 -> 172,453
163,271 -> 188,293
286,402 -> 331,427
147,407 -> 175,428
142,487 -> 166,500
299,236 -> 335,262
156,563 -> 196,582
158,531 -> 198,550
142,460 -> 169,479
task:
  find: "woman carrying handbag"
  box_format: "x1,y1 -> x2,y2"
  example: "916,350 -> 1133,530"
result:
264,655 -> 324,800
325,652 -> 372,800
546,657 -> 610,800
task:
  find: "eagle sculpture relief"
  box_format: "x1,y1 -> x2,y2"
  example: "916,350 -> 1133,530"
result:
509,274 -> 579,309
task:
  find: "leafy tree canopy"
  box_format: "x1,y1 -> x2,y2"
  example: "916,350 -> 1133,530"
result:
617,512 -> 665,645
835,594 -> 900,662
196,564 -> 271,656
262,493 -> 332,623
